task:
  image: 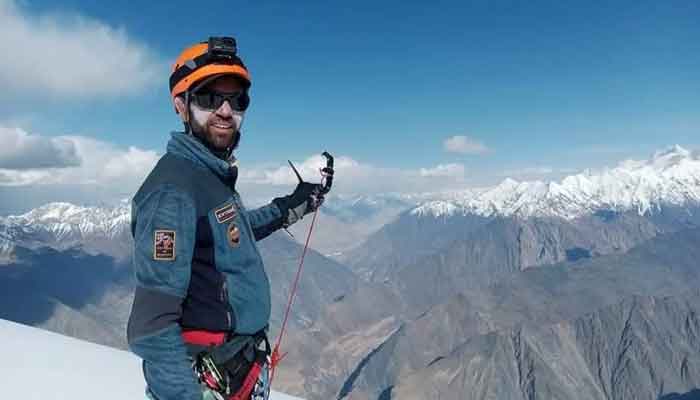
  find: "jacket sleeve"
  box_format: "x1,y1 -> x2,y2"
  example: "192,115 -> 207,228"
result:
127,186 -> 201,400
246,201 -> 285,241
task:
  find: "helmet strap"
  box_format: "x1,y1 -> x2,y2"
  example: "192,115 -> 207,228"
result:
182,91 -> 193,135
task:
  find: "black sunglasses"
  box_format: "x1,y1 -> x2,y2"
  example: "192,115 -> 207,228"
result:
191,89 -> 250,112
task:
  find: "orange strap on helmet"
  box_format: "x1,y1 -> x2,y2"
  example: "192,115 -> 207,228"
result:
169,37 -> 251,99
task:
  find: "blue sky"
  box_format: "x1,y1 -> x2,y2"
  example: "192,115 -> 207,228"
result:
0,0 -> 698,211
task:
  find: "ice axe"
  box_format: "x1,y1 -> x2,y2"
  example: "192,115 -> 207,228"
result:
287,151 -> 334,194
282,152 -> 334,238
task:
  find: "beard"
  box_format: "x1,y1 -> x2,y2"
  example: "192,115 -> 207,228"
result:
189,103 -> 243,156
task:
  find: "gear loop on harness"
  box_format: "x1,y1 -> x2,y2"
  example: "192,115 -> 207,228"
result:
185,329 -> 271,400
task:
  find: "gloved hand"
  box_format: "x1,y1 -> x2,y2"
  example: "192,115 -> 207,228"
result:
273,182 -> 326,228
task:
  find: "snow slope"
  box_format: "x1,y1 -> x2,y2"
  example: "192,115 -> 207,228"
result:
0,319 -> 303,400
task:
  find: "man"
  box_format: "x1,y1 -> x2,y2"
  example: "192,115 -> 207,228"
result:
127,37 -> 331,400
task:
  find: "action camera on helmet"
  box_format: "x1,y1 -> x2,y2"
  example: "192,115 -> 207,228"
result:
207,37 -> 238,62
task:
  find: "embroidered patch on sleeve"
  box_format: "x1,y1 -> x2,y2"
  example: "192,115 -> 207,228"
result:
153,230 -> 176,261
214,202 -> 237,224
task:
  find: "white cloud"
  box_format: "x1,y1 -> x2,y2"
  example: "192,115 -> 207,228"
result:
500,166 -> 555,176
237,154 -> 468,199
0,126 -> 80,169
0,126 -> 159,189
419,163 -> 465,179
62,136 -> 160,186
498,166 -> 579,181
240,154 -> 359,186
0,0 -> 164,98
102,146 -> 160,181
443,135 -> 489,155
0,128 -> 467,204
576,145 -> 631,155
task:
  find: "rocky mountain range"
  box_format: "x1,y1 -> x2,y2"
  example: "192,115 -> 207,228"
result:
342,145 -> 700,284
301,226 -> 700,399
273,146 -> 700,399
391,290 -> 700,400
0,201 -> 360,349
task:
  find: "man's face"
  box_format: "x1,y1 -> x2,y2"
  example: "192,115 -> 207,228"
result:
186,75 -> 245,151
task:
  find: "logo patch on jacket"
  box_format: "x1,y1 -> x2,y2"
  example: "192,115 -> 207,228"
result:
153,230 -> 176,260
227,223 -> 241,248
215,202 -> 237,224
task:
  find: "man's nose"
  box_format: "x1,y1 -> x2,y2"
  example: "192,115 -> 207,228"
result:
215,100 -> 233,117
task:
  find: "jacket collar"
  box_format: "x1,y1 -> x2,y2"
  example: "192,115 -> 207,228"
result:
166,131 -> 237,182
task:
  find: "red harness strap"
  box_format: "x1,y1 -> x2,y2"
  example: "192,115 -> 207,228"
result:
229,361 -> 263,400
182,330 -> 227,346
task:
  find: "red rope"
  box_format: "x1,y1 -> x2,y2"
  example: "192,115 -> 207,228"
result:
270,170 -> 328,384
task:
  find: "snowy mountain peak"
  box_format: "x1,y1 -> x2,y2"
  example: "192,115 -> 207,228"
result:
652,145 -> 693,166
4,201 -> 130,230
500,177 -> 520,187
411,145 -> 700,220
616,145 -> 696,172
0,202 -> 132,260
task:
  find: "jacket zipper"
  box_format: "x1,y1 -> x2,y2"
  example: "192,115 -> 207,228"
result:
222,278 -> 232,330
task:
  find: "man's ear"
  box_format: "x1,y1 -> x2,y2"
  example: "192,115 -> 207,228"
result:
173,96 -> 189,122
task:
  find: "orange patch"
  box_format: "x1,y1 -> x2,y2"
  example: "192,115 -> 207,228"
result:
227,223 -> 241,248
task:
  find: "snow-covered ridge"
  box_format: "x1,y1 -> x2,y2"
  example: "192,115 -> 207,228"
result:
2,200 -> 131,236
412,145 -> 700,219
0,200 -> 132,260
3,145 -> 699,247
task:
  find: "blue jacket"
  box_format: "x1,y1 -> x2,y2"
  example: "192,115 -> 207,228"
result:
127,132 -> 287,400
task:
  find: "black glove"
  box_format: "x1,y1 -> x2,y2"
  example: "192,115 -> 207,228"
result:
273,182 -> 325,228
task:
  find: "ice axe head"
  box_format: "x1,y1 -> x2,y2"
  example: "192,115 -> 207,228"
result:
320,151 -> 334,194
287,151 -> 334,194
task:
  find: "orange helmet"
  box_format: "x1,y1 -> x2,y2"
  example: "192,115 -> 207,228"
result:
169,37 -> 251,99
